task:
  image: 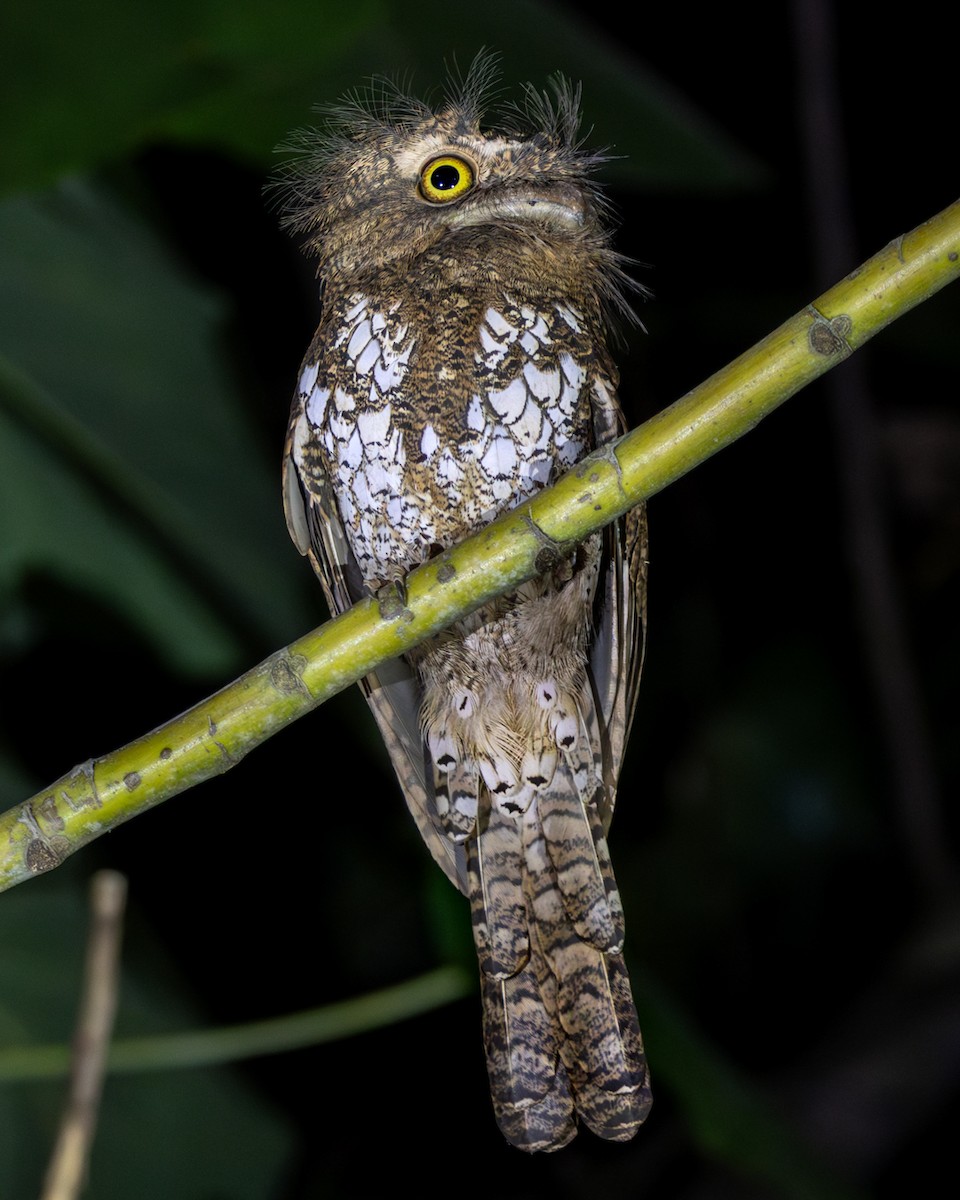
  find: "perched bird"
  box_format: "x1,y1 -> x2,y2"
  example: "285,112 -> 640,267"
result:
280,54 -> 651,1151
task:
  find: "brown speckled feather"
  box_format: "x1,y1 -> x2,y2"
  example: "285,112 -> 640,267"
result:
280,54 -> 651,1150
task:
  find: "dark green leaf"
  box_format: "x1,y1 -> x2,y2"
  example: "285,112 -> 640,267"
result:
0,182 -> 313,674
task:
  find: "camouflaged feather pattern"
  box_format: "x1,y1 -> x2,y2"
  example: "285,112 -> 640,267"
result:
281,55 -> 651,1151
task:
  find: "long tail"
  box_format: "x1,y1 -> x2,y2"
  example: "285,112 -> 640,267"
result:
467,776 -> 651,1151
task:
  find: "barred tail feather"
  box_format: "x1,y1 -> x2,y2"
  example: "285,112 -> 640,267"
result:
540,758 -> 621,950
481,968 -> 578,1152
471,769 -> 651,1151
468,804 -> 528,977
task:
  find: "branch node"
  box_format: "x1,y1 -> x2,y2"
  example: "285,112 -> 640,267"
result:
807,306 -> 853,357
270,652 -> 310,695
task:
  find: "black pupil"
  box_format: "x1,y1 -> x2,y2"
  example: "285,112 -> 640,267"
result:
430,163 -> 461,191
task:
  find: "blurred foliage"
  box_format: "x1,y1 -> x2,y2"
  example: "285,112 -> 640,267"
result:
0,0 -> 757,193
0,855 -> 293,1199
1,1 -> 958,1197
0,184 -> 310,674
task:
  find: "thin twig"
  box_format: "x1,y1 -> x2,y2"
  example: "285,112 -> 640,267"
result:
1,965 -> 469,1083
40,871 -> 127,1200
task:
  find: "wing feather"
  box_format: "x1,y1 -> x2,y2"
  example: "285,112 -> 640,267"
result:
589,378 -> 648,831
282,407 -> 467,890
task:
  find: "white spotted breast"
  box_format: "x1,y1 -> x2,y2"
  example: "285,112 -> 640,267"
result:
290,288 -> 603,587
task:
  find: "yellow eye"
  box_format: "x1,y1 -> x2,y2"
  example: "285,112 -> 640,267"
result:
418,155 -> 476,203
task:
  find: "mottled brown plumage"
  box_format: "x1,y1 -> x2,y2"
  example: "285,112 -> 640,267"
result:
280,55 -> 651,1151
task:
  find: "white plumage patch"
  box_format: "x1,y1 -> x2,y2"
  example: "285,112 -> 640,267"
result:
487,377 -> 528,425
357,404 -> 393,446
420,422 -> 439,459
522,361 -> 562,403
298,290 -> 595,585
484,306 -> 519,338
299,293 -> 433,581
299,360 -> 320,395
466,395 -> 486,432
480,430 -> 519,480
436,448 -> 464,485
455,297 -> 592,505
304,383 -> 329,426
555,304 -> 583,333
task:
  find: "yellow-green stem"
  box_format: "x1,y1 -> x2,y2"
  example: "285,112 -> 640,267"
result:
1,199 -> 957,893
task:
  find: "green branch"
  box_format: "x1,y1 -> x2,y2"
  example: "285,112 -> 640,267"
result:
2,199 -> 958,894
